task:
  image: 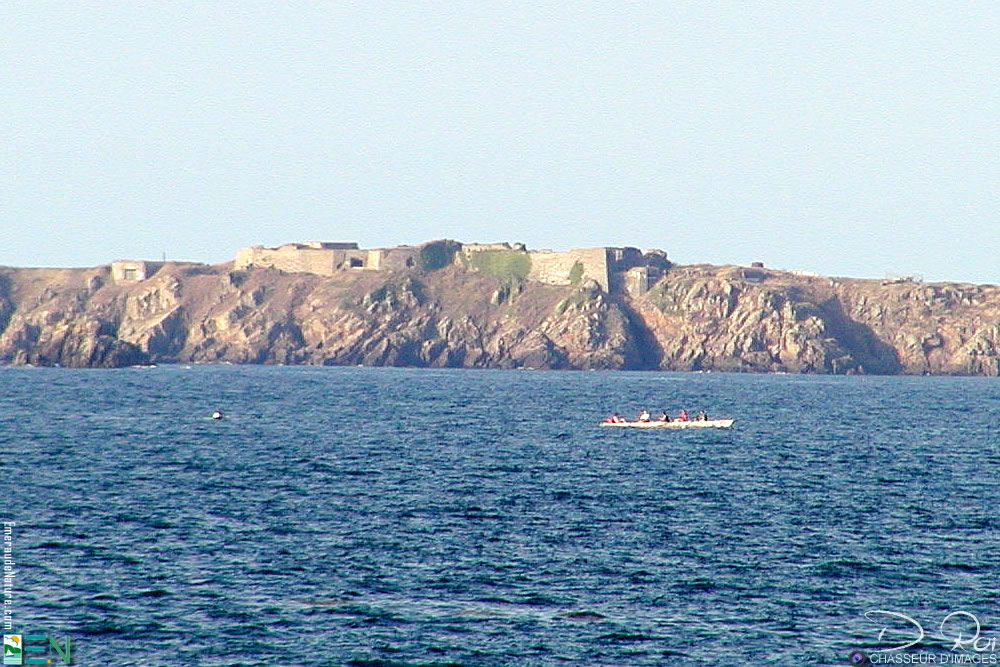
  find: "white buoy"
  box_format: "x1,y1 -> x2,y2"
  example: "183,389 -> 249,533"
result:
211,410 -> 224,420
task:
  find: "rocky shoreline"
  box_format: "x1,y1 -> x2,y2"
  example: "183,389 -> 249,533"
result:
1,261 -> 998,375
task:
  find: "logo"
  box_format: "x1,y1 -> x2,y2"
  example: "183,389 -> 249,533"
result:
3,635 -> 21,666
4,634 -> 69,665
848,649 -> 867,664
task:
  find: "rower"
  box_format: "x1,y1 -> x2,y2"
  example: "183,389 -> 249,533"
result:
638,409 -> 651,422
656,411 -> 670,422
677,409 -> 689,422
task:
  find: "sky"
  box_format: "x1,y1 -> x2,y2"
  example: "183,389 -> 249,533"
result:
3,2 -> 999,283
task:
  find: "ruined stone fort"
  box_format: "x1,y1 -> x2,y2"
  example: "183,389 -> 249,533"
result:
231,240 -> 670,296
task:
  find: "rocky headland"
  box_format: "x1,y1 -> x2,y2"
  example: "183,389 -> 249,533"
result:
1,258 -> 998,375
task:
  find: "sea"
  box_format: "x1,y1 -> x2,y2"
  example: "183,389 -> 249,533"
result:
1,365 -> 999,666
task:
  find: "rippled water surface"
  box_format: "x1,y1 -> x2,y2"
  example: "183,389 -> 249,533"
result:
2,366 -> 999,665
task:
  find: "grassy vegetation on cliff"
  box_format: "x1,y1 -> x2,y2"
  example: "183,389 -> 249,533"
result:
361,276 -> 424,309
568,261 -> 584,285
554,285 -> 600,315
646,280 -> 683,314
490,278 -> 524,305
468,250 -> 532,281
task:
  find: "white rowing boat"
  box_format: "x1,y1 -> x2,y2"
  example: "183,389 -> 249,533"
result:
600,419 -> 734,429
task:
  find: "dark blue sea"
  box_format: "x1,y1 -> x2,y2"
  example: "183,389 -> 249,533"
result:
2,366 -> 999,666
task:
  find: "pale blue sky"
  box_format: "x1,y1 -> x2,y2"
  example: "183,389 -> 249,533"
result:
3,2 -> 998,283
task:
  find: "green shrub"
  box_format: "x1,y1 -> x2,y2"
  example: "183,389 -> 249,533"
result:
419,241 -> 459,271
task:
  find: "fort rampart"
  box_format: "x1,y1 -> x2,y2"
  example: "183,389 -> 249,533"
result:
233,242 -> 421,276
231,240 -> 668,294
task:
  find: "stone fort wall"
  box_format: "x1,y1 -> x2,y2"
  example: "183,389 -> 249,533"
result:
111,260 -> 165,283
233,243 -> 421,275
233,241 -> 667,294
526,248 -> 610,291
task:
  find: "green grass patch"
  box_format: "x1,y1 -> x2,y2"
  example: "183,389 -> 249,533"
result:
568,261 -> 584,285
468,250 -> 532,281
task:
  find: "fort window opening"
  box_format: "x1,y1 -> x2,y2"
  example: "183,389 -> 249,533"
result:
349,257 -> 364,268
123,268 -> 138,280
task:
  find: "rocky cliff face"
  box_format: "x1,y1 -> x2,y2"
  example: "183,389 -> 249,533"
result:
1,263 -> 998,375
634,266 -> 1000,376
